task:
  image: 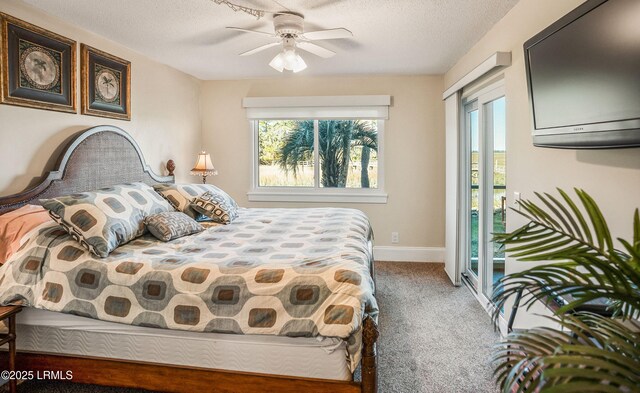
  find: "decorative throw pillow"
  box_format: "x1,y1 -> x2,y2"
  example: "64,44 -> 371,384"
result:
41,182 -> 174,258
0,204 -> 53,265
145,212 -> 204,242
190,190 -> 239,224
154,184 -> 238,220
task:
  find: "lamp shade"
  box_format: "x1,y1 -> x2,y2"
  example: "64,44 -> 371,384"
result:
190,151 -> 218,177
269,50 -> 307,73
269,53 -> 285,72
292,54 -> 307,73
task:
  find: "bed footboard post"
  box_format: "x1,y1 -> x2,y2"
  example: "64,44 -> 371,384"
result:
361,316 -> 379,393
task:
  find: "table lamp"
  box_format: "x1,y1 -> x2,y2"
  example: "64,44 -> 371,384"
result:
190,151 -> 218,184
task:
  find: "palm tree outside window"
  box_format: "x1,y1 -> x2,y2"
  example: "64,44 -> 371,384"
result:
257,119 -> 379,189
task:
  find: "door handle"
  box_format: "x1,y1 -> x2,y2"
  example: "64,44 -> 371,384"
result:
501,195 -> 506,224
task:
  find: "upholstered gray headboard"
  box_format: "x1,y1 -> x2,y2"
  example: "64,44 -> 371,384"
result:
0,125 -> 174,214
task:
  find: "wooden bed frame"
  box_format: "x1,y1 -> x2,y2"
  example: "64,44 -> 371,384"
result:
0,125 -> 379,393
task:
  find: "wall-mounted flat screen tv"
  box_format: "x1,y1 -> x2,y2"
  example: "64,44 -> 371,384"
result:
524,0 -> 640,148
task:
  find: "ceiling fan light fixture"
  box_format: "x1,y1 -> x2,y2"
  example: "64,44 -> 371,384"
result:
292,54 -> 307,73
269,52 -> 285,72
283,49 -> 298,68
229,12 -> 351,73
269,48 -> 307,73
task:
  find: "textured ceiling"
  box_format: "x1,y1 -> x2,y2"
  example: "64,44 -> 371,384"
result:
21,0 -> 520,80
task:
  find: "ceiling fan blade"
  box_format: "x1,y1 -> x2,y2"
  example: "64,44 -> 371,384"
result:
297,42 -> 336,58
303,28 -> 353,41
227,27 -> 275,37
239,42 -> 281,56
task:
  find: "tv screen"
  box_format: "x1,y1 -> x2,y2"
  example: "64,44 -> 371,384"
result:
524,0 -> 640,148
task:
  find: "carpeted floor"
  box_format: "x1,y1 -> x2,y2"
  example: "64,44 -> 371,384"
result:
14,262 -> 499,393
375,262 -> 499,393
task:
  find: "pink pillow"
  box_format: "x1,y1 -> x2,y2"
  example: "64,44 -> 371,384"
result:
0,205 -> 53,264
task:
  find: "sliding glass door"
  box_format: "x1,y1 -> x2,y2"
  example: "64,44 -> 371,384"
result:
462,85 -> 506,307
481,96 -> 506,301
464,101 -> 479,289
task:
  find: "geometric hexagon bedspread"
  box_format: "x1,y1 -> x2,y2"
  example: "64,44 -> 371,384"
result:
0,207 -> 378,371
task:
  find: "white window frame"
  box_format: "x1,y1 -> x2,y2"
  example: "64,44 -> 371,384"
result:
245,96 -> 390,204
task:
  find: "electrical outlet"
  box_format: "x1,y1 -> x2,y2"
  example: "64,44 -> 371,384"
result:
391,232 -> 399,244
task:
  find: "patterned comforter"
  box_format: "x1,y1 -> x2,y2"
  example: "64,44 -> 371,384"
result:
0,207 -> 377,371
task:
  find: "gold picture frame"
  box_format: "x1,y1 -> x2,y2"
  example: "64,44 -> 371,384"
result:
0,13 -> 77,113
81,44 -> 131,121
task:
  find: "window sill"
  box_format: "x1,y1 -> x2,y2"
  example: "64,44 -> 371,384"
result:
247,189 -> 388,204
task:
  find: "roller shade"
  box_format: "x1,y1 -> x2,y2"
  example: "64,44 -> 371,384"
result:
243,95 -> 391,120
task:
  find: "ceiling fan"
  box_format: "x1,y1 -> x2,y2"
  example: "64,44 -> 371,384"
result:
227,12 -> 353,73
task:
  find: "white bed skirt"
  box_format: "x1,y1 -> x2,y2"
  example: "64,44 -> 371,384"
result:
15,308 -> 353,381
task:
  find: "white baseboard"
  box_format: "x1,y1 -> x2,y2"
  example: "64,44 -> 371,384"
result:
373,246 -> 445,263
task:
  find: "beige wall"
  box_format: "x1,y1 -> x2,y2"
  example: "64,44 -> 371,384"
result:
200,76 -> 445,248
446,0 -> 640,247
0,2 -> 447,252
445,0 -> 640,325
0,0 -> 202,196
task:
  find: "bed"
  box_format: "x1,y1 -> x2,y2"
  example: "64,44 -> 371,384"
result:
0,125 -> 379,393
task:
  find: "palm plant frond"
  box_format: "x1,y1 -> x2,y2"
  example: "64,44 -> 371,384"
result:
493,313 -> 640,392
491,189 -> 640,392
491,189 -> 640,322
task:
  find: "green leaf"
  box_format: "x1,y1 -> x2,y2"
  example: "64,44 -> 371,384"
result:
576,189 -> 614,253
542,382 -> 632,393
490,189 -> 639,392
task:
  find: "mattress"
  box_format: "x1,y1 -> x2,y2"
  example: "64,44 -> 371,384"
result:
16,307 -> 353,381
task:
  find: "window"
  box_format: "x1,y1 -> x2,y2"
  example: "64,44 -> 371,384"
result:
257,119 -> 379,188
258,120 -> 315,188
245,96 -> 389,203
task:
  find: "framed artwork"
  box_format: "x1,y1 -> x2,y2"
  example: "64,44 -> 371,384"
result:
81,44 -> 131,120
0,13 -> 77,113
